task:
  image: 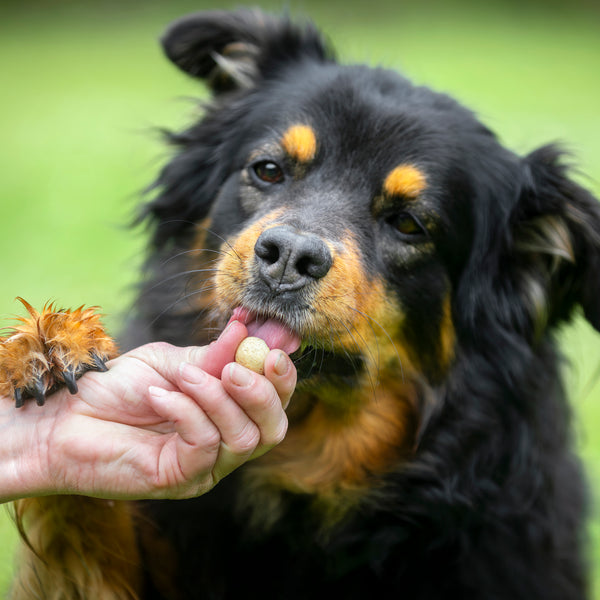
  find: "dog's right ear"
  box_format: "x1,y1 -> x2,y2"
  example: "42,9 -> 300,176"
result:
161,9 -> 332,93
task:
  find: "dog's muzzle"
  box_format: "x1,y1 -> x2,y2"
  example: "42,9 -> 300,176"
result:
254,225 -> 333,293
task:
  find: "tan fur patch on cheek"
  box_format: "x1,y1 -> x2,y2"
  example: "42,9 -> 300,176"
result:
281,124 -> 317,163
384,164 -> 427,198
213,210 -> 285,311
213,225 -> 260,309
183,219 -> 220,323
312,235 -> 401,347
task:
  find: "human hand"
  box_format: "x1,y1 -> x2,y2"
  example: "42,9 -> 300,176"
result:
0,320 -> 296,501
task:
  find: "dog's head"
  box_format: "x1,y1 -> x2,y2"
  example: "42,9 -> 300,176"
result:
142,10 -> 600,399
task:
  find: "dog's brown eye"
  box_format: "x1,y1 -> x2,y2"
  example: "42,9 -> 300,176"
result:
393,213 -> 426,237
252,161 -> 284,184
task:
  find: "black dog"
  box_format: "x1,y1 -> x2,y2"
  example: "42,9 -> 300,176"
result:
9,9 -> 600,599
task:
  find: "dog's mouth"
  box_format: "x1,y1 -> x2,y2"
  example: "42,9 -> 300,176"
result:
226,306 -> 365,380
228,307 -> 302,355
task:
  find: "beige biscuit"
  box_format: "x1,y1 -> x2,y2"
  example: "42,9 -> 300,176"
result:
235,337 -> 270,374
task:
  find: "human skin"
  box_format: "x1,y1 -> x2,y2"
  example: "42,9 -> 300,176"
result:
0,320 -> 296,502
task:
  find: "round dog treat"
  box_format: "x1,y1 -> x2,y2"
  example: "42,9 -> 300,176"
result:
235,337 -> 270,374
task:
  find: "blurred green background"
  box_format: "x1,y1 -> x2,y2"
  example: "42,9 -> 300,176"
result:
0,0 -> 599,596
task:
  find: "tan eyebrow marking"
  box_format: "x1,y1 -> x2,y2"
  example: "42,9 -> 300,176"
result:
281,124 -> 318,163
383,164 -> 427,199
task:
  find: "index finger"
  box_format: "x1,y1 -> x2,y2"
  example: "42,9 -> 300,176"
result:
196,321 -> 249,377
121,321 -> 248,383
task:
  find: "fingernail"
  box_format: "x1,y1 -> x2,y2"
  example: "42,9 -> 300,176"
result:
217,320 -> 236,340
179,362 -> 208,385
148,385 -> 169,398
273,351 -> 290,377
228,362 -> 253,387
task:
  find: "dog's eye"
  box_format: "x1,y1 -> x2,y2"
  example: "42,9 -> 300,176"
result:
252,161 -> 284,185
390,212 -> 427,239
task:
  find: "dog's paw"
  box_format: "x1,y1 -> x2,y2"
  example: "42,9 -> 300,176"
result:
0,298 -> 117,407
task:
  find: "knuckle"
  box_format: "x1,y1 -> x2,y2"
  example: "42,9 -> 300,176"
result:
264,418 -> 288,447
274,419 -> 289,444
229,422 -> 261,456
245,384 -> 279,412
276,371 -> 297,398
197,427 -> 222,455
183,345 -> 208,365
128,341 -> 175,363
282,372 -> 298,394
146,341 -> 175,354
190,476 -> 216,498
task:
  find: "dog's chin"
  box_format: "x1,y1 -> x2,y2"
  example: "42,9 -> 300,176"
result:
291,346 -> 366,383
227,307 -> 365,383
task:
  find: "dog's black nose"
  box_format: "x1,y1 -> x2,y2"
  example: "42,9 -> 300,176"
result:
255,226 -> 332,291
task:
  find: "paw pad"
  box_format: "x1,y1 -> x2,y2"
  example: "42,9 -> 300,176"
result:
0,298 -> 117,407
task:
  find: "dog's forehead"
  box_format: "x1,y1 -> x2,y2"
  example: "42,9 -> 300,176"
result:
276,123 -> 426,194
250,62 -> 485,188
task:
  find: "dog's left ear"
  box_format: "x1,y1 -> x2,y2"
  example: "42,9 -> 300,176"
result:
512,144 -> 600,335
161,9 -> 332,93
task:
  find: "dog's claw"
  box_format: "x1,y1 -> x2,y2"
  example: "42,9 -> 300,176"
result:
32,379 -> 47,407
90,352 -> 109,373
14,388 -> 24,409
62,370 -> 79,395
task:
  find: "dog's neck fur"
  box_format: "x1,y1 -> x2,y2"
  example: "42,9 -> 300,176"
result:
236,369 -> 421,533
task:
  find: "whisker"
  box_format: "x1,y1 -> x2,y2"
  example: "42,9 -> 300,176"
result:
157,247 -> 232,270
143,268 -> 220,295
346,305 -> 406,383
318,312 -> 369,385
318,341 -> 327,374
334,318 -> 379,393
146,279 -> 219,329
195,225 -> 243,263
151,223 -> 242,274
153,218 -> 198,230
293,342 -> 321,378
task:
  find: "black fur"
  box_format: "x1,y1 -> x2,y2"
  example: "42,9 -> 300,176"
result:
125,10 -> 600,599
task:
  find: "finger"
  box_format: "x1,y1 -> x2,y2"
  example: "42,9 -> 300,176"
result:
147,386 -> 221,492
176,363 -> 262,475
195,320 -> 248,377
121,321 -> 248,384
262,350 -> 297,410
220,362 -> 288,457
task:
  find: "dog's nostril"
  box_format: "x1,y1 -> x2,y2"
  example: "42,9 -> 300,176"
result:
296,243 -> 331,279
254,226 -> 332,289
256,240 -> 281,266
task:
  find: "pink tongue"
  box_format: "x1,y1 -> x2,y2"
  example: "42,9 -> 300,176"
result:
247,318 -> 301,355
229,308 -> 301,355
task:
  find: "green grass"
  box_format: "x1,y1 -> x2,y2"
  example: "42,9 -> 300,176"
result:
1,1 -> 599,596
